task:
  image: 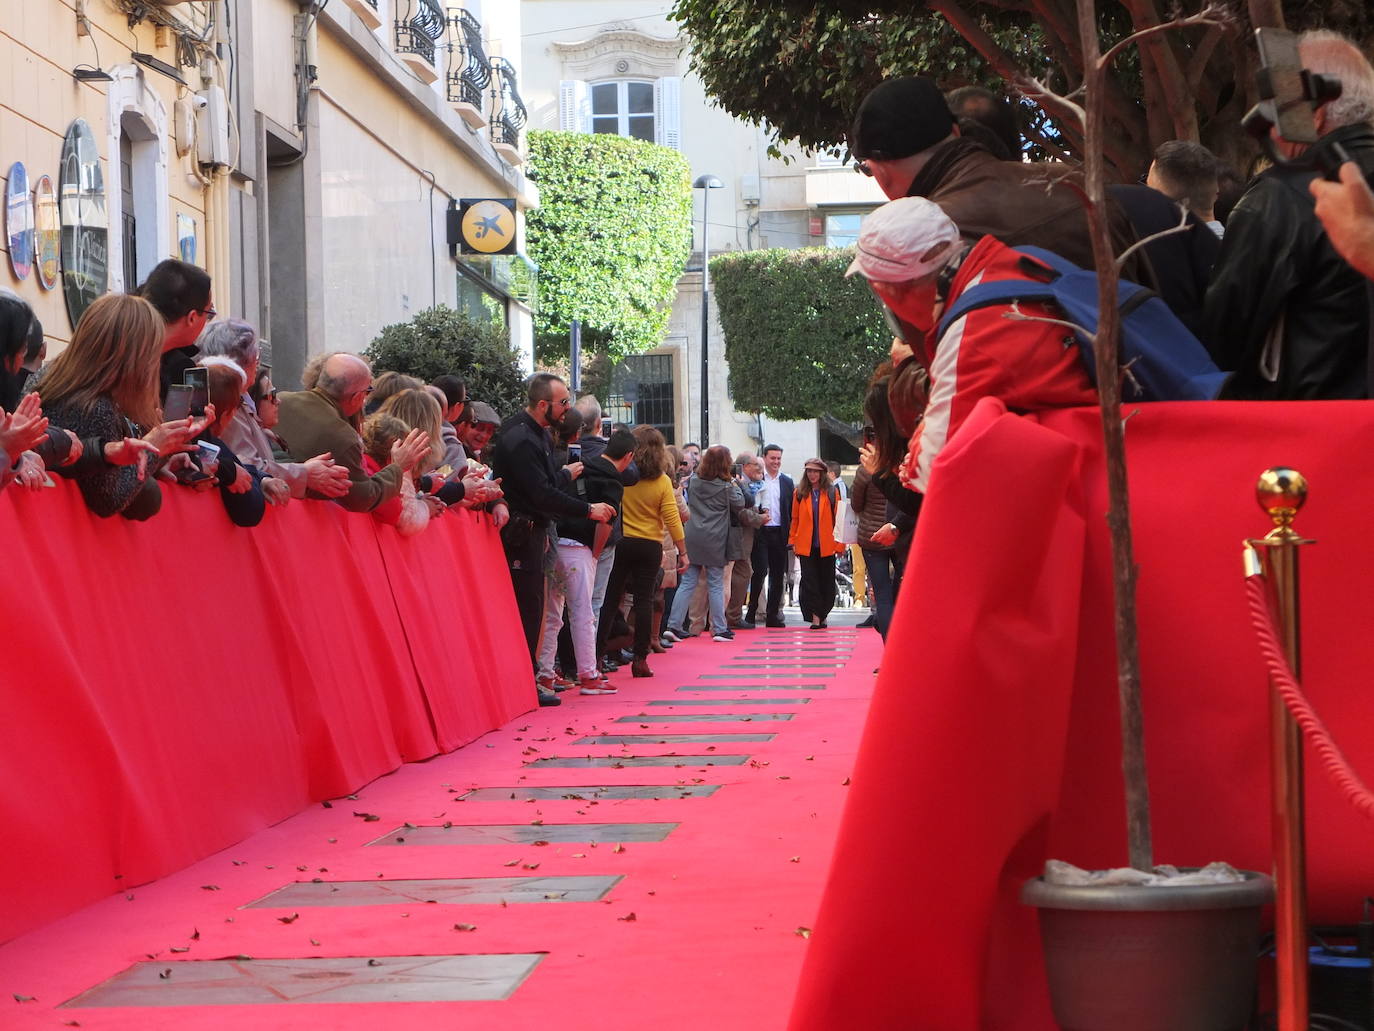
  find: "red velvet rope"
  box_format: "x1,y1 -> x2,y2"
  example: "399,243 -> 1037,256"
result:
1246,574 -> 1374,820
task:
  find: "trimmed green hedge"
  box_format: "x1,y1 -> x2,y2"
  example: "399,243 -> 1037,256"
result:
711,248 -> 888,422
526,130 -> 692,364
365,305 -> 526,417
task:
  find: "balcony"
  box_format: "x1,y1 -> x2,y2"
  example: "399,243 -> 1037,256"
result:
339,0 -> 383,31
488,57 -> 527,165
445,8 -> 491,129
394,0 -> 446,84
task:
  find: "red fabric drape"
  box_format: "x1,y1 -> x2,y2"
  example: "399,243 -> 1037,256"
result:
0,482 -> 531,945
790,400 -> 1374,1030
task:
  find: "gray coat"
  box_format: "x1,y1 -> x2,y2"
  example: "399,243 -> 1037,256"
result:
682,475 -> 745,567
729,476 -> 767,561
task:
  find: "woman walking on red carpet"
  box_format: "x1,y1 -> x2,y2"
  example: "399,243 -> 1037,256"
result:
596,425 -> 687,678
789,457 -> 842,629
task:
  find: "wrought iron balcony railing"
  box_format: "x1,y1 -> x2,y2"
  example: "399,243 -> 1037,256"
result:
445,8 -> 491,109
489,57 -> 527,150
394,0 -> 446,67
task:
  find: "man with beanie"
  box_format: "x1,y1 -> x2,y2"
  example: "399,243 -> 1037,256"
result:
849,77 -> 1143,281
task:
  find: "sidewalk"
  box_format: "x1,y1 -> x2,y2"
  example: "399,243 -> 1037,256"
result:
0,611 -> 879,1031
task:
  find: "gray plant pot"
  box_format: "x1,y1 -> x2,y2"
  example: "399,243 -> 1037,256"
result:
1022,871 -> 1274,1031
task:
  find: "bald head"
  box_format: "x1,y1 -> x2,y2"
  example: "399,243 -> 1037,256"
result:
318,353 -> 373,415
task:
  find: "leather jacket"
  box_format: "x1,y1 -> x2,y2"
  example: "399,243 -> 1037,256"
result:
1203,123 -> 1374,400
906,137 -> 1149,285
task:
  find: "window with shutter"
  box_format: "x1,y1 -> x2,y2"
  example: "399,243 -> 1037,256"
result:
654,76 -> 681,150
558,79 -> 590,132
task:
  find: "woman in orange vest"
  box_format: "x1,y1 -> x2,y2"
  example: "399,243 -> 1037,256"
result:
789,457 -> 843,629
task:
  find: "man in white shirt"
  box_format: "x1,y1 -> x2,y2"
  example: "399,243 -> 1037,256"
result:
746,444 -> 794,627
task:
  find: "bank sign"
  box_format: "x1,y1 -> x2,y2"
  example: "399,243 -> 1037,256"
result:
457,198 -> 516,256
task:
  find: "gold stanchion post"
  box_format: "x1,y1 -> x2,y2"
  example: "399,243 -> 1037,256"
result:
1245,467 -> 1314,1031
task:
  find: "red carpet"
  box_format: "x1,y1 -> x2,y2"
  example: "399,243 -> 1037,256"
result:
0,623 -> 878,1030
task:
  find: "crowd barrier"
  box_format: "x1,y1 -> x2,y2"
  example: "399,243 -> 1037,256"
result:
790,399 -> 1374,1031
0,480 -> 531,945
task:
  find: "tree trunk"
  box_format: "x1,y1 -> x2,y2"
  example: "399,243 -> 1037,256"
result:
1077,0 -> 1154,874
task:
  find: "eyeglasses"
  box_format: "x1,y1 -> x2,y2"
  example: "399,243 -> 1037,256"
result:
265,389 -> 280,402
198,306 -> 217,319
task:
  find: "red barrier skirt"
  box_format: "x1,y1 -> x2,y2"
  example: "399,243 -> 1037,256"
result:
0,482 -> 531,944
790,399 -> 1374,1031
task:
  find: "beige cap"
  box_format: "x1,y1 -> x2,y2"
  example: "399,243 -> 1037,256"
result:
844,197 -> 961,283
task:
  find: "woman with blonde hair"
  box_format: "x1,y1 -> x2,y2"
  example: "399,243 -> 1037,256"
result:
32,294 -> 207,519
378,388 -> 444,475
596,425 -> 686,678
361,413 -> 435,535
789,457 -> 844,628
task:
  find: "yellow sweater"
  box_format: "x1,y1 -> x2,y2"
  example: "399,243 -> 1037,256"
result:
621,473 -> 684,542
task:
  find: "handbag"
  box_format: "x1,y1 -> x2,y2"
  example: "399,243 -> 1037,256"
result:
833,495 -> 859,546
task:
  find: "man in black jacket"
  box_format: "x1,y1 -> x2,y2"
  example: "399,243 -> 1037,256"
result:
1203,30 -> 1374,400
489,373 -> 615,705
137,259 -> 215,402
746,443 -> 795,628
536,428 -> 635,696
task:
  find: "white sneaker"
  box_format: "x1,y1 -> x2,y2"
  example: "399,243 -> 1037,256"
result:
712,629 -> 735,642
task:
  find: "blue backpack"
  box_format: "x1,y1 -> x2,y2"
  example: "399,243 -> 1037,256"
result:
936,245 -> 1227,402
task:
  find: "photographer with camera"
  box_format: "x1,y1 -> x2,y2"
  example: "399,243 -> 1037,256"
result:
1204,30 -> 1374,400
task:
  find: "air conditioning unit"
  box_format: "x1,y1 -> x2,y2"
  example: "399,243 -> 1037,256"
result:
740,173 -> 761,206
196,85 -> 231,167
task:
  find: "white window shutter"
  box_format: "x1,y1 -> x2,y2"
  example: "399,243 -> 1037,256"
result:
559,80 -> 589,132
654,76 -> 681,149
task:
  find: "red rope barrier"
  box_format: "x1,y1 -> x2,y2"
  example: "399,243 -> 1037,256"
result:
1245,574 -> 1374,820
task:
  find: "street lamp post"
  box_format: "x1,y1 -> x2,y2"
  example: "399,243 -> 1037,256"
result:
694,174 -> 724,447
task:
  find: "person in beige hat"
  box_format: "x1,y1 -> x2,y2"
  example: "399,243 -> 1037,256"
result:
848,197 -> 1096,493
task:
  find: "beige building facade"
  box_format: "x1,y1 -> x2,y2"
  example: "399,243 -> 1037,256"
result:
521,0 -> 886,465
3,0 -> 537,389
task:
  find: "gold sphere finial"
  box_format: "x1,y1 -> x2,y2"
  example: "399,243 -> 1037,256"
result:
1256,467 -> 1308,529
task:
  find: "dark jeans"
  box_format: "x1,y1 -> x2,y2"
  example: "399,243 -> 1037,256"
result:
508,566 -> 545,669
747,526 -> 788,621
597,536 -> 662,659
797,552 -> 837,623
863,547 -> 898,639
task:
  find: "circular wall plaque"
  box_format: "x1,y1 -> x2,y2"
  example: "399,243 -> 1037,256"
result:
59,119 -> 109,328
33,176 -> 59,291
6,162 -> 34,281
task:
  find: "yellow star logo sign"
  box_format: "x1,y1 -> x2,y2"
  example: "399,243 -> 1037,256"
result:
460,199 -> 516,254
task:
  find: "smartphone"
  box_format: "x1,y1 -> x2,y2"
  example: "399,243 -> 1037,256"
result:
182,367 -> 209,416
164,384 -> 193,421
863,425 -> 877,445
568,442 -> 582,462
601,417 -> 612,437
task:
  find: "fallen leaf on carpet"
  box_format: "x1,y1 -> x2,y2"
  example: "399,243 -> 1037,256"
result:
453,923 -> 478,932
158,969 -> 172,979
618,912 -> 637,922
170,947 -> 190,953
842,777 -> 851,786
367,959 -> 381,967
572,853 -> 586,858
778,775 -> 791,780
531,819 -> 544,826
795,927 -> 812,939
12,993 -> 34,1002
613,843 -> 626,854
523,862 -> 541,870
297,865 -> 308,871
789,856 -> 800,863
310,939 -> 321,947
277,913 -> 299,925
321,800 -> 332,808
191,929 -> 200,940
200,885 -> 219,891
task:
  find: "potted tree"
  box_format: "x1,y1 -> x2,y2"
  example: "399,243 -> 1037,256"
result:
1017,3 -> 1273,1028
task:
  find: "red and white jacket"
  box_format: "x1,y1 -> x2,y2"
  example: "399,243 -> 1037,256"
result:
901,236 -> 1097,491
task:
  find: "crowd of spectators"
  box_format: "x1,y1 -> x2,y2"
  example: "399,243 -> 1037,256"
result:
829,31 -> 1374,635
0,262 -> 509,542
